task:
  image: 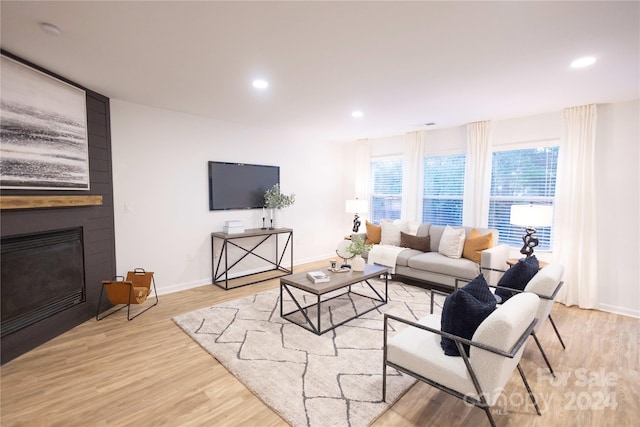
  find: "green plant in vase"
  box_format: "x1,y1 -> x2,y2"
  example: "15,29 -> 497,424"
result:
347,236 -> 372,271
346,236 -> 373,256
264,184 -> 295,229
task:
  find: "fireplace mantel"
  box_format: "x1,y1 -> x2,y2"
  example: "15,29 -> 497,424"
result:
0,195 -> 103,210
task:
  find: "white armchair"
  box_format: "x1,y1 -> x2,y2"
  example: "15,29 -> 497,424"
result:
383,292 -> 542,427
480,261 -> 566,376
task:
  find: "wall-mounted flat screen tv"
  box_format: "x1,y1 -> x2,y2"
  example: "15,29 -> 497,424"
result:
208,161 -> 280,211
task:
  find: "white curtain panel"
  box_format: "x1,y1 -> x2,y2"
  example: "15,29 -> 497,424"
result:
554,104 -> 598,308
462,120 -> 493,227
353,139 -> 371,199
401,131 -> 425,222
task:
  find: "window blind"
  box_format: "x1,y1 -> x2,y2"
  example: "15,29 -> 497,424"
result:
422,154 -> 466,226
370,157 -> 402,223
488,146 -> 559,250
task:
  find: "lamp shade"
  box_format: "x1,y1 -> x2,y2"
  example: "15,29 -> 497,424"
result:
510,204 -> 553,227
345,199 -> 368,214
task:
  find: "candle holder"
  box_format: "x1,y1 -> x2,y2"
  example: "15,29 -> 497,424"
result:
269,218 -> 274,230
261,217 -> 266,230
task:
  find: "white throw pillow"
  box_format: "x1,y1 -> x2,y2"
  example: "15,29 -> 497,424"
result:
438,225 -> 466,258
406,221 -> 421,236
380,221 -> 409,246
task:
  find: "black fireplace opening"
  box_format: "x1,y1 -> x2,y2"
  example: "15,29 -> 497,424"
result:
1,227 -> 86,338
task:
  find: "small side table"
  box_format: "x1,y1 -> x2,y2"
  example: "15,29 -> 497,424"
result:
507,258 -> 548,269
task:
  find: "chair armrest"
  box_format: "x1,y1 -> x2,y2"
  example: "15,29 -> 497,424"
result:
480,244 -> 510,286
488,280 -> 564,302
517,280 -> 564,301
548,280 -> 564,299
384,313 -> 537,359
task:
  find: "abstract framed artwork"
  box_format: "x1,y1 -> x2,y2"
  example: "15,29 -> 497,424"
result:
1,54 -> 89,190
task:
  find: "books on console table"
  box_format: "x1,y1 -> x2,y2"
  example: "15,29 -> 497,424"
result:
223,225 -> 245,234
223,220 -> 245,234
307,271 -> 330,284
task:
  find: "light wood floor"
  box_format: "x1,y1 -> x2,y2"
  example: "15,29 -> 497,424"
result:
1,259 -> 638,426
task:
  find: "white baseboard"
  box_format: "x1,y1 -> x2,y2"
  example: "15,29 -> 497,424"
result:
156,254 -> 335,296
598,303 -> 640,319
157,278 -> 211,296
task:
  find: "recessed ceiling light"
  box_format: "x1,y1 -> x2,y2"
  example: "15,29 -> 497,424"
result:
351,111 -> 364,118
40,22 -> 61,36
570,56 -> 596,68
252,79 -> 269,89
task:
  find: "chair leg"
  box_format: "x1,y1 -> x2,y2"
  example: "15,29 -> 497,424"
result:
531,332 -> 555,377
517,364 -> 541,416
382,316 -> 388,402
548,315 -> 566,349
382,362 -> 387,402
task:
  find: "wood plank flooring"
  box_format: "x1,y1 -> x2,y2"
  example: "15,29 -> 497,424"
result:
2,259 -> 638,426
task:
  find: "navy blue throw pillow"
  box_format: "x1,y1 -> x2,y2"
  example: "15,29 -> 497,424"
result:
495,256 -> 540,303
440,274 -> 497,357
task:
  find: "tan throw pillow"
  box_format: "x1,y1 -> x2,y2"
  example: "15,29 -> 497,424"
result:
438,226 -> 466,258
365,220 -> 381,245
462,228 -> 494,264
400,232 -> 431,252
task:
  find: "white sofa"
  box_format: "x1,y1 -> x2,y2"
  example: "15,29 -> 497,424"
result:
355,223 -> 510,289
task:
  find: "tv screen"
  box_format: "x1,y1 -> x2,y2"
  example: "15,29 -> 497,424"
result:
208,161 -> 280,211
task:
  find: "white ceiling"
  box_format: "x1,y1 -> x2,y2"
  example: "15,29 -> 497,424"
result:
1,1 -> 638,141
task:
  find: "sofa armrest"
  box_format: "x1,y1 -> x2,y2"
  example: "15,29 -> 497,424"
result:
480,244 -> 510,286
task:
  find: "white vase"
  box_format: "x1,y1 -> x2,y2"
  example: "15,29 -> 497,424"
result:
270,209 -> 280,229
352,254 -> 365,272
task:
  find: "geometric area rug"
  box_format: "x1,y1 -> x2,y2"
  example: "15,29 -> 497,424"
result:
173,280 -> 443,427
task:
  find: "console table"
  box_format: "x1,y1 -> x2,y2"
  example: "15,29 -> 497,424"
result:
211,228 -> 293,290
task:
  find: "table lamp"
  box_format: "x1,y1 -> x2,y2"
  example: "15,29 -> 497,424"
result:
345,199 -> 368,233
510,204 -> 553,257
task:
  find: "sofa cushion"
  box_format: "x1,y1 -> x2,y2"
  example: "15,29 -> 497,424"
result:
462,228 -> 494,264
364,220 -> 381,245
438,226 -> 466,259
441,274 -> 497,356
416,222 -> 431,237
429,225 -> 445,251
495,256 -> 540,302
400,231 -> 431,252
407,221 -> 421,236
385,314 -> 484,400
394,249 -> 421,267
407,252 -> 480,279
380,220 -> 409,246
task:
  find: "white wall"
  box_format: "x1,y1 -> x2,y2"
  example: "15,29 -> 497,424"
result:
348,101 -> 640,317
493,103 -> 639,317
595,100 -> 639,317
110,100 -> 346,294
110,98 -> 638,315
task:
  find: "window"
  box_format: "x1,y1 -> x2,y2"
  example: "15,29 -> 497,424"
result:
370,157 -> 402,223
488,146 -> 559,250
422,154 -> 466,226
